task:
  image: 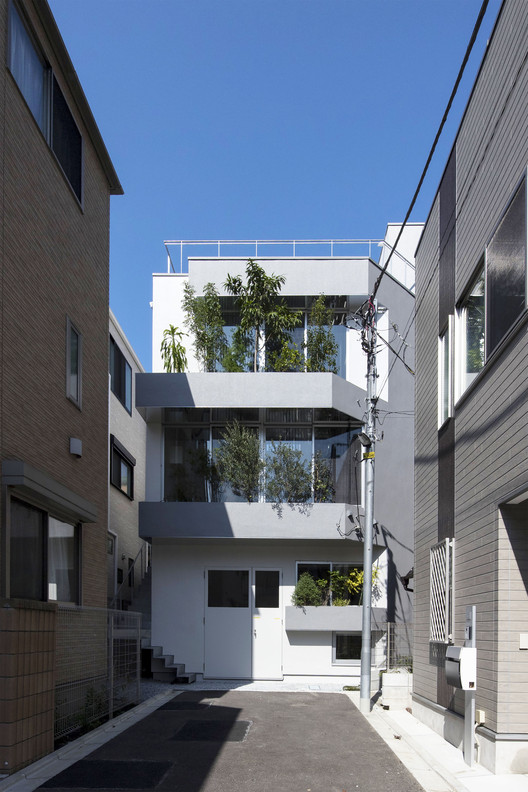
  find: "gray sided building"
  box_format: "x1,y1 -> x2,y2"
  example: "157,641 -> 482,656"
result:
414,0 -> 528,773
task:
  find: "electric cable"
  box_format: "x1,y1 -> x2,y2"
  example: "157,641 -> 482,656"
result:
369,0 -> 490,305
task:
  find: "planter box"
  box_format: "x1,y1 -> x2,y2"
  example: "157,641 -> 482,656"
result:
285,605 -> 386,632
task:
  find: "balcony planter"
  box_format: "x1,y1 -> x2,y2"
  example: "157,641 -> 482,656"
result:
285,605 -> 386,632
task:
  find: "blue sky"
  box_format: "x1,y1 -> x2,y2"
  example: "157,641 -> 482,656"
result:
48,0 -> 501,370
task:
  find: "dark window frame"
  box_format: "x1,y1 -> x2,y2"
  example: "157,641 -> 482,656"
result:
485,175 -> 527,357
9,497 -> 81,604
7,1 -> 83,203
110,435 -> 135,500
66,317 -> 82,408
110,336 -> 132,414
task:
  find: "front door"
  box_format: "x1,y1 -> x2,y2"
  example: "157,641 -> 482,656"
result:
204,567 -> 283,680
204,569 -> 252,678
252,569 -> 283,680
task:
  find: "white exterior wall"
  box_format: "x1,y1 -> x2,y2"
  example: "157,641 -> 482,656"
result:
151,540 -> 383,679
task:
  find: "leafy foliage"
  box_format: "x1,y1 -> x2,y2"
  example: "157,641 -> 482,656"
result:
313,451 -> 335,503
160,325 -> 187,373
265,441 -> 312,505
182,282 -> 227,372
224,259 -> 302,372
305,295 -> 338,373
291,572 -> 324,606
221,327 -> 252,372
215,421 -> 264,503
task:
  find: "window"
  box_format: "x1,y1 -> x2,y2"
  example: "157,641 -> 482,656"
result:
456,269 -> 485,399
48,517 -> 78,602
296,562 -> 363,605
486,177 -> 527,356
430,538 -> 454,643
110,435 -> 135,499
333,633 -> 362,664
455,177 -> 527,399
8,2 -> 83,201
10,498 -> 79,603
438,317 -> 453,426
110,336 -> 132,413
8,1 -> 47,133
66,318 -> 82,407
51,76 -> 82,201
207,570 -> 249,608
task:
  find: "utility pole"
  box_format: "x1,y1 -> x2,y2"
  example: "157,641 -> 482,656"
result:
359,298 -> 377,714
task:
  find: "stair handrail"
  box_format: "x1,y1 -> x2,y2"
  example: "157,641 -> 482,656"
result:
110,544 -> 150,610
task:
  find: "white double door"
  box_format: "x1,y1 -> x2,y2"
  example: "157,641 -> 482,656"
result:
204,568 -> 282,680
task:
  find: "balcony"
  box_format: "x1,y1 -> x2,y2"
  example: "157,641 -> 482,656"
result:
138,501 -> 372,544
284,605 -> 386,632
136,372 -> 377,418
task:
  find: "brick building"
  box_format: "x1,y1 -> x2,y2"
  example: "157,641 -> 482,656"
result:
0,0 -> 122,773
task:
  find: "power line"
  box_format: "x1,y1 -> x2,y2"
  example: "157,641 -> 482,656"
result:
369,0 -> 490,307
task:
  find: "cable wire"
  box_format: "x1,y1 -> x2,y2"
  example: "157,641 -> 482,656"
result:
370,0 -> 490,305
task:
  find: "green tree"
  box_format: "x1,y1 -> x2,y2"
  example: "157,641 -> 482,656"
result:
291,572 -> 324,607
215,421 -> 264,503
305,295 -> 338,373
224,259 -> 302,372
221,327 -> 252,372
265,441 -> 312,505
182,281 -> 227,372
160,325 -> 187,373
313,451 -> 335,503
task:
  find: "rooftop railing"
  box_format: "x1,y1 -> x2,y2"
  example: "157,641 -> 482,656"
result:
163,238 -> 385,275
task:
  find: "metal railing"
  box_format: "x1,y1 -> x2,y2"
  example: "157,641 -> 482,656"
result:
385,622 -> 413,671
55,606 -> 141,740
164,238 -> 384,275
110,544 -> 149,611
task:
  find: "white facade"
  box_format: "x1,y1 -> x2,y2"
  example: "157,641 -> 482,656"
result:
140,229 -> 419,681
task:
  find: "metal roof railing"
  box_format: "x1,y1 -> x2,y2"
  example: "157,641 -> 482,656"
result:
163,239 -> 385,275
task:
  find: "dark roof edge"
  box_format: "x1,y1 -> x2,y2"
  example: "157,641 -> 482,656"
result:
32,0 -> 124,195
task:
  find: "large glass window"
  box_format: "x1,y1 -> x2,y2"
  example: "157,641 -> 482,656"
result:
296,562 -> 363,606
164,426 -> 210,502
486,177 -> 526,356
110,336 -> 132,413
8,3 -> 83,201
10,499 -> 79,603
8,1 -> 47,133
162,409 -> 361,504
314,426 -> 360,503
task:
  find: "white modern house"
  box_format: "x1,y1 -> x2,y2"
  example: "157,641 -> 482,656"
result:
137,230 -> 420,683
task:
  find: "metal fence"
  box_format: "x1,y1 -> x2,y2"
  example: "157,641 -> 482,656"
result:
55,606 -> 141,741
385,622 -> 413,671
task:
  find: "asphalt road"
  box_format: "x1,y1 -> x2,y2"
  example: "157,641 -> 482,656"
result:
39,690 -> 425,792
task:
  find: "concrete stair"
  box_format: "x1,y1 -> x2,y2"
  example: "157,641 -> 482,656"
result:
141,638 -> 197,684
